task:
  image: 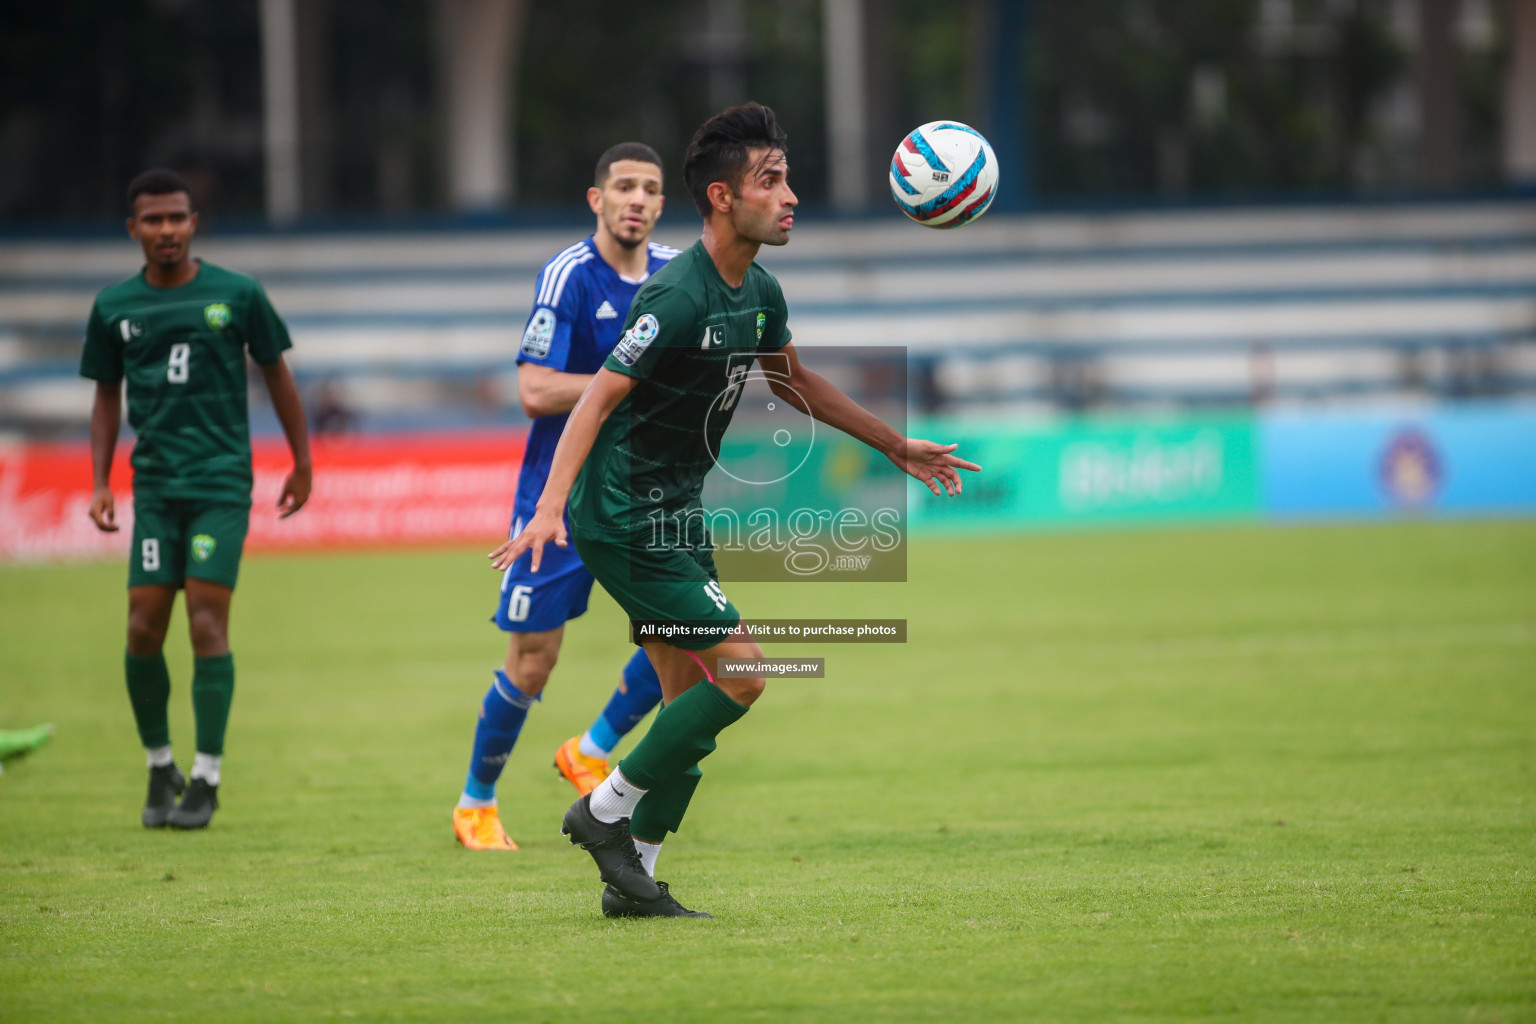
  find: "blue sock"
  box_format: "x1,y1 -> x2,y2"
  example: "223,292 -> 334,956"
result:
586,649 -> 663,754
462,669 -> 536,802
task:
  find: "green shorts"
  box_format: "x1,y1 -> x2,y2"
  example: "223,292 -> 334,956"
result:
572,529 -> 741,651
129,497 -> 250,590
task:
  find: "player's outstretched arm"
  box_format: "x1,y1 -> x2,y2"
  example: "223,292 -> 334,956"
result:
764,342 -> 981,496
259,357 -> 313,518
88,380 -> 122,532
490,367 -> 637,573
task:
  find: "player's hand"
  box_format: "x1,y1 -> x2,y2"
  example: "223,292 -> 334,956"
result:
277,463 -> 312,518
88,487 -> 119,532
489,505 -> 567,573
889,438 -> 982,497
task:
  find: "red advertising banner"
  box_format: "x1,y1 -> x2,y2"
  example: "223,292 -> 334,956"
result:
0,432 -> 525,562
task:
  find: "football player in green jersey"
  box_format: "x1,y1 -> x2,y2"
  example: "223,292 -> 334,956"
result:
81,169 -> 312,830
491,104 -> 979,917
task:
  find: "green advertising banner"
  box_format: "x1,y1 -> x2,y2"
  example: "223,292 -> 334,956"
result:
908,415 -> 1262,532
694,414 -> 1261,561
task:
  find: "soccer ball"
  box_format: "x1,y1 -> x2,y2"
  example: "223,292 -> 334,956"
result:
888,121 -> 998,228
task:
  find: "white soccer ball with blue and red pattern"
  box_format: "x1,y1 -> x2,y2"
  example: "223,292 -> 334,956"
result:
889,121 -> 998,228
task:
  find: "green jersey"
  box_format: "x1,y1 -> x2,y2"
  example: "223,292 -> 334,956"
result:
79,260 -> 292,503
570,240 -> 792,538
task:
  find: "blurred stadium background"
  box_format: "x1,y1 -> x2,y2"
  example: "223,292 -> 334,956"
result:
2,0 -> 1534,558
3,5 -> 1535,1020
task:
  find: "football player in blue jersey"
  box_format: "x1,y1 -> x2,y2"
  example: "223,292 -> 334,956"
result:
453,143 -> 679,850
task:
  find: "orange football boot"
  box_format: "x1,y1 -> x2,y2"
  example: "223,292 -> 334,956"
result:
452,805 -> 518,850
553,736 -> 611,796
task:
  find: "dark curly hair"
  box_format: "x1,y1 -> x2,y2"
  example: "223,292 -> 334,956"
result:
126,168 -> 194,213
682,102 -> 788,218
594,142 -> 664,187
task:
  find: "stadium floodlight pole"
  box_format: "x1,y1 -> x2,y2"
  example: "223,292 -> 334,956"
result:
983,0 -> 1029,211
259,0 -> 301,224
1417,0 -> 1460,189
435,0 -> 525,211
1504,0 -> 1536,185
823,0 -> 870,211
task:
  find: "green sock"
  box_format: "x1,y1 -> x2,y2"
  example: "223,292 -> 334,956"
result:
631,763 -> 703,842
124,650 -> 172,750
617,680 -> 748,791
192,653 -> 235,756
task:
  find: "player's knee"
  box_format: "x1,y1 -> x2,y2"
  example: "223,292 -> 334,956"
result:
720,673 -> 766,706
125,613 -> 166,654
740,674 -> 766,702
710,638 -> 765,704
186,605 -> 228,654
512,651 -> 556,695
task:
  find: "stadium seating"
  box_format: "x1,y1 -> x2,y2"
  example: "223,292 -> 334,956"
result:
1,200 -> 1533,436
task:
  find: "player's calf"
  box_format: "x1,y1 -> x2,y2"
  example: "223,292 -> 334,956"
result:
558,649 -> 663,794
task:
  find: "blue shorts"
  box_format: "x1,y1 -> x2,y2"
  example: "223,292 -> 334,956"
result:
492,564 -> 595,633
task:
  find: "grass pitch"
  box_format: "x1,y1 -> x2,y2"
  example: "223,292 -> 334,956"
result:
2,522 -> 1533,1023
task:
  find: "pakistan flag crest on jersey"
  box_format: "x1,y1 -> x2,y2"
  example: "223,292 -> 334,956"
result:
204,303 -> 231,331
191,534 -> 217,562
756,312 -> 766,340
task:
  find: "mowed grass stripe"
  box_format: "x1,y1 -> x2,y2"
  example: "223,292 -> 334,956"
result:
1,521 -> 1532,1023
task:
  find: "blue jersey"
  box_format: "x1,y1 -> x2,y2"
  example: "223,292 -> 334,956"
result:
510,236 -> 679,577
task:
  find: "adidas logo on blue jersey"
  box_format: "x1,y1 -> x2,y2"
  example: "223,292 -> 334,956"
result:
595,301 -> 618,319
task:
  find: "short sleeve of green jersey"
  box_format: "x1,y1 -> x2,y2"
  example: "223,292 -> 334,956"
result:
78,302 -> 122,382
603,282 -> 698,380
244,282 -> 292,366
762,278 -> 792,352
